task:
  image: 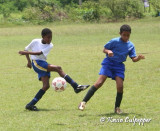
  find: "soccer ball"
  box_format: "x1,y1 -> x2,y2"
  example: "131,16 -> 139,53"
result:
52,77 -> 67,92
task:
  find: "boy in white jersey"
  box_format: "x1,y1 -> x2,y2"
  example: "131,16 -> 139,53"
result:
19,28 -> 89,111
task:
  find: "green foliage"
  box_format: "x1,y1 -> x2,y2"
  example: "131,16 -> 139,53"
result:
59,0 -> 78,7
0,1 -> 16,18
22,0 -> 67,24
14,0 -> 28,11
0,0 -> 159,24
125,0 -> 144,18
22,7 -> 42,23
81,1 -> 100,21
22,7 -> 55,24
66,1 -> 100,22
149,0 -> 160,16
101,0 -> 144,20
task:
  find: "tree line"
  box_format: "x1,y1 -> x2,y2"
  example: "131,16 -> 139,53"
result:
0,0 -> 159,24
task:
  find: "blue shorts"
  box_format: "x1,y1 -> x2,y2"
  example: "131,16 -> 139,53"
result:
32,60 -> 50,80
99,59 -> 125,80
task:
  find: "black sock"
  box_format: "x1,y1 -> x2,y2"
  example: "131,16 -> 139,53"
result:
64,74 -> 78,89
28,89 -> 45,106
83,85 -> 97,102
115,92 -> 123,108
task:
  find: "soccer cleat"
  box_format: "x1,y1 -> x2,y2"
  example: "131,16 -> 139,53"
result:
25,104 -> 39,111
114,107 -> 122,114
74,85 -> 90,93
78,101 -> 86,111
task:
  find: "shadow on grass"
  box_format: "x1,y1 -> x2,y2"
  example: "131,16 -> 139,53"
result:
98,112 -> 143,117
23,108 -> 58,112
24,108 -> 78,112
52,123 -> 66,126
79,114 -> 90,117
38,108 -> 58,112
78,112 -> 142,117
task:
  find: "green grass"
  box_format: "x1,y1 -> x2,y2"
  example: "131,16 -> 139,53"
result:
0,17 -> 160,131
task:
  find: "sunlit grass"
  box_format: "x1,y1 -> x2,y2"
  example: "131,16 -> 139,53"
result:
0,18 -> 160,130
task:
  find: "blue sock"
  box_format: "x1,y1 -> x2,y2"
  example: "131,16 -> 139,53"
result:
64,74 -> 78,89
28,89 -> 45,106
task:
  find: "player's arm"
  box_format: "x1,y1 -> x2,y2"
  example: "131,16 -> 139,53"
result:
19,40 -> 43,56
19,50 -> 43,55
25,54 -> 32,68
103,39 -> 114,57
131,54 -> 145,62
19,50 -> 43,68
103,48 -> 114,57
18,50 -> 34,68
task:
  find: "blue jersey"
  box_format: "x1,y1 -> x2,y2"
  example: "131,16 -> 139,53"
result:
102,37 -> 136,64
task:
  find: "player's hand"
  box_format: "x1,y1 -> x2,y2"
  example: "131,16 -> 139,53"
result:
108,50 -> 114,57
27,62 -> 32,69
19,51 -> 26,55
138,54 -> 145,60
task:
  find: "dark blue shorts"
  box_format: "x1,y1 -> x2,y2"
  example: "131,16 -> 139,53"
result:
32,60 -> 50,80
99,59 -> 125,80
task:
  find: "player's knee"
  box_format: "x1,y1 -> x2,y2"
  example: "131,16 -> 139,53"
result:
118,90 -> 123,93
95,81 -> 104,88
43,85 -> 50,91
117,86 -> 123,93
56,66 -> 62,72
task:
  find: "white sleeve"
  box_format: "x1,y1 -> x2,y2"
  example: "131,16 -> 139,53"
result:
41,44 -> 53,57
25,40 -> 34,51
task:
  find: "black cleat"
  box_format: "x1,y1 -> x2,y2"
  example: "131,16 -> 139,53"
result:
74,85 -> 90,93
25,104 -> 39,111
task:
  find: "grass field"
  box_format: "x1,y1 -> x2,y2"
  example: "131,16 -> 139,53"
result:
0,17 -> 160,131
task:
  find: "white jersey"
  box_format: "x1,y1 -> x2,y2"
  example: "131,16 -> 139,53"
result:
25,39 -> 53,61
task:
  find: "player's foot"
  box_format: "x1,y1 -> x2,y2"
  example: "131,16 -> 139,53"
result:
74,85 -> 90,93
78,101 -> 86,111
114,107 -> 122,114
25,104 -> 39,111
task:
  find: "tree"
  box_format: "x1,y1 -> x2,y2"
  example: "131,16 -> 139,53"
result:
149,0 -> 160,16
0,1 -> 16,18
79,0 -> 82,5
100,0 -> 144,20
14,0 -> 28,11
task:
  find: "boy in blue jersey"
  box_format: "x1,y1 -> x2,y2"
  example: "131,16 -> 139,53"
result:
19,28 -> 89,111
78,25 -> 145,114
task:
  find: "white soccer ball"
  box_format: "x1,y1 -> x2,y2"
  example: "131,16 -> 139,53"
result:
52,77 -> 67,92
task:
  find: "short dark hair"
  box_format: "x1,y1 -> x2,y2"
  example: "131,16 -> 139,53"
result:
41,28 -> 52,36
120,24 -> 131,34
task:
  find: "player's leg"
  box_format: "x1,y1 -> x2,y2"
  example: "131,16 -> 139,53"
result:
114,76 -> 123,114
47,64 -> 65,77
47,64 -> 89,93
79,75 -> 107,110
41,76 -> 50,91
26,76 -> 50,111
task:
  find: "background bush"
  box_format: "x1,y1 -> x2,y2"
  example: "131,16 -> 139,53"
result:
100,0 -> 144,20
0,0 -> 159,24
